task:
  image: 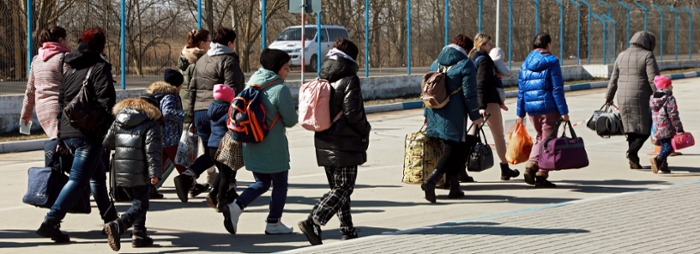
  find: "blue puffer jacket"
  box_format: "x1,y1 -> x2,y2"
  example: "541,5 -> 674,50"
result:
207,100 -> 230,148
424,45 -> 481,143
517,50 -> 569,118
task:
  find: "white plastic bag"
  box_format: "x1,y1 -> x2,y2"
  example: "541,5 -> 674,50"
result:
174,124 -> 198,167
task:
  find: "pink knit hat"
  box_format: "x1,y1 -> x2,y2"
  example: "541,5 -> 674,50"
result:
213,84 -> 235,102
654,75 -> 672,89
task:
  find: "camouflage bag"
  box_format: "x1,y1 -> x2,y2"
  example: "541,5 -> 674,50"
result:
402,126 -> 445,185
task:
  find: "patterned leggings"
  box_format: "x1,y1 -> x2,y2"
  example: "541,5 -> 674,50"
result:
310,166 -> 358,232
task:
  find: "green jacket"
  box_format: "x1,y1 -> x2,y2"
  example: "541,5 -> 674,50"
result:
242,68 -> 298,174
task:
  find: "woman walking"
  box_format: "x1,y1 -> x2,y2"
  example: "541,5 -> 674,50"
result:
516,33 -> 570,188
420,34 -> 483,203
36,27 -> 118,243
223,48 -> 298,235
605,31 -> 660,169
469,33 -> 520,181
178,29 -> 210,123
21,26 -> 73,168
299,38 -> 372,245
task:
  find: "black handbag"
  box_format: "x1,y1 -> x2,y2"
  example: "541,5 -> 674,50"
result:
588,103 -> 624,138
467,117 -> 495,172
62,66 -> 106,137
22,152 -> 91,214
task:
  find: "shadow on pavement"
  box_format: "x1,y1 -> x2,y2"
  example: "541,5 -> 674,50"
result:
405,221 -> 589,236
0,229 -> 105,248
435,194 -> 576,204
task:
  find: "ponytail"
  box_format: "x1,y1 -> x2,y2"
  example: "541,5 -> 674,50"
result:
38,26 -> 67,45
187,29 -> 210,48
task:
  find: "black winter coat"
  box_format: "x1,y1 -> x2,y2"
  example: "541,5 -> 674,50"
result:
103,98 -> 163,187
314,55 -> 372,167
58,42 -> 116,140
469,49 -> 501,109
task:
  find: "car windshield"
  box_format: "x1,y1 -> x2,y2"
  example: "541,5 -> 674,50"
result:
276,28 -> 316,41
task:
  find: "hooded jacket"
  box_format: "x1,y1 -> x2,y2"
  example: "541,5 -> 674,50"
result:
470,49 -> 502,109
148,82 -> 185,147
178,47 -> 206,122
606,31 -> 660,135
103,97 -> 163,187
314,55 -> 372,167
241,68 -> 298,174
58,42 -> 116,140
21,42 -> 70,139
188,43 -> 245,116
516,50 -> 569,118
650,89 -> 684,140
424,44 -> 481,143
207,100 -> 230,148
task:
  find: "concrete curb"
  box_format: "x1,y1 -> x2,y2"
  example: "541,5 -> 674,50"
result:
2,71 -> 699,153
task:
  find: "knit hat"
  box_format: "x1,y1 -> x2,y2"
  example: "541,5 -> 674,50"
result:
654,75 -> 672,89
260,48 -> 291,73
213,84 -> 235,102
164,68 -> 184,87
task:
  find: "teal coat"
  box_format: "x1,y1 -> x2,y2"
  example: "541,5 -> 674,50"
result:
241,68 -> 298,174
424,45 -> 481,143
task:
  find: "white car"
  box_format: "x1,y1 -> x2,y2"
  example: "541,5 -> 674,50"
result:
268,25 -> 349,72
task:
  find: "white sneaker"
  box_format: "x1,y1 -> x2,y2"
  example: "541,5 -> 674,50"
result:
223,200 -> 242,234
265,221 -> 294,235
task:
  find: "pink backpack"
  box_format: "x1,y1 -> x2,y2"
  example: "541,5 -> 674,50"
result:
298,78 -> 342,132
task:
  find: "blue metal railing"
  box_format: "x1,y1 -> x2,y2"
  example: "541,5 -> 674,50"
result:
444,0 -> 449,46
634,2 -> 648,31
365,0 -> 369,77
579,0 -> 592,64
651,3 -> 665,61
262,0 -> 267,49
569,0 -> 581,65
591,13 -> 607,65
667,5 -> 679,61
556,0 -> 564,66
681,7 -> 693,60
508,0 -> 513,69
407,0 -> 412,75
616,0 -> 631,47
532,0 -> 539,35
478,0 -> 483,33
603,14 -> 616,63
27,0 -> 33,77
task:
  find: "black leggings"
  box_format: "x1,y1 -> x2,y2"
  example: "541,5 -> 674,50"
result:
435,137 -> 477,177
208,147 -> 237,202
627,133 -> 650,159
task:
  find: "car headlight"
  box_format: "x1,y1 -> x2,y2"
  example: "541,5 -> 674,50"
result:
292,48 -> 301,53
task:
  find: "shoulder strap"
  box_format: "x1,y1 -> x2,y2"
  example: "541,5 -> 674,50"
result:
437,65 -> 453,74
82,66 -> 95,87
254,81 -> 280,91
474,55 -> 485,68
60,53 -> 68,76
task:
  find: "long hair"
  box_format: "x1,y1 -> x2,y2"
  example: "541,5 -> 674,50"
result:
472,33 -> 492,53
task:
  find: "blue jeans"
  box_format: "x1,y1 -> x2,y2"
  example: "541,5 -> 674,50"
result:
189,110 -> 214,177
45,138 -> 112,223
120,185 -> 150,231
657,138 -> 674,163
236,171 -> 289,220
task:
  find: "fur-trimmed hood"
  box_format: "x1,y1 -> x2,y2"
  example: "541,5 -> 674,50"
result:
181,46 -> 206,65
112,97 -> 162,129
147,81 -> 178,95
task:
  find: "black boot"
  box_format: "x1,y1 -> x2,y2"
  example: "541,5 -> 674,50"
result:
37,220 -> 70,243
627,152 -> 642,169
447,176 -> 464,199
420,169 -> 443,203
659,160 -> 671,174
458,168 -> 475,183
534,172 -> 556,188
132,230 -> 154,248
500,163 -> 520,181
523,161 -> 538,185
173,173 -> 195,203
149,185 -> 164,199
105,219 -> 125,251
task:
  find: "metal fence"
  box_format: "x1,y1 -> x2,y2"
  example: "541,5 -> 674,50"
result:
2,0 -> 700,92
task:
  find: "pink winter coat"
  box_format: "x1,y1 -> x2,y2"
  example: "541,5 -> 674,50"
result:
650,89 -> 684,140
21,42 -> 70,139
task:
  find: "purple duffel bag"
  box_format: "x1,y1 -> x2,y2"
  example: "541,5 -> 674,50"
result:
538,120 -> 589,170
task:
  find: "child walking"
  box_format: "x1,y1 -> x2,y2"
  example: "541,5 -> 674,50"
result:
205,84 -> 238,211
103,95 -> 163,251
490,47 -> 510,111
649,75 -> 684,174
147,69 -> 187,199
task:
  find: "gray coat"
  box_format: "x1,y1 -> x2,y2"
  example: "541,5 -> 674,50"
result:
605,31 -> 660,135
103,98 -> 163,187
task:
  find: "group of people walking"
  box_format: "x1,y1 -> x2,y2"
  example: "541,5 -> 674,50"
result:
24,25 -> 369,250
421,30 -> 686,202
21,23 -> 684,251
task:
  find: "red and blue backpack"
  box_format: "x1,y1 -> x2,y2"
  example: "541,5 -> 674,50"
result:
227,81 -> 280,143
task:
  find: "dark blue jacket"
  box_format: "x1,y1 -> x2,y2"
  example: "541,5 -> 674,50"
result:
207,100 -> 230,148
424,45 -> 481,143
517,50 -> 569,118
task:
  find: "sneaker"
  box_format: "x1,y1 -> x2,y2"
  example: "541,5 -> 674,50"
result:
265,221 -> 294,235
132,230 -> 154,248
190,183 -> 209,198
36,221 -> 70,243
298,219 -> 323,245
174,174 -> 194,203
104,220 -> 122,251
341,229 -> 359,240
222,200 -> 242,234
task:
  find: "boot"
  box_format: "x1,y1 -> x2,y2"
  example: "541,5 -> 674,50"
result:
101,205 -> 119,235
149,185 -> 164,199
105,219 -> 125,251
173,173 -> 195,203
205,192 -> 218,209
534,171 -> 556,188
626,152 -> 642,169
500,163 -> 520,181
131,230 -> 154,248
458,168 -> 475,183
216,192 -> 229,213
447,176 -> 465,199
524,161 -> 538,185
659,161 -> 671,174
37,220 -> 70,243
650,157 -> 661,174
420,169 -> 443,203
